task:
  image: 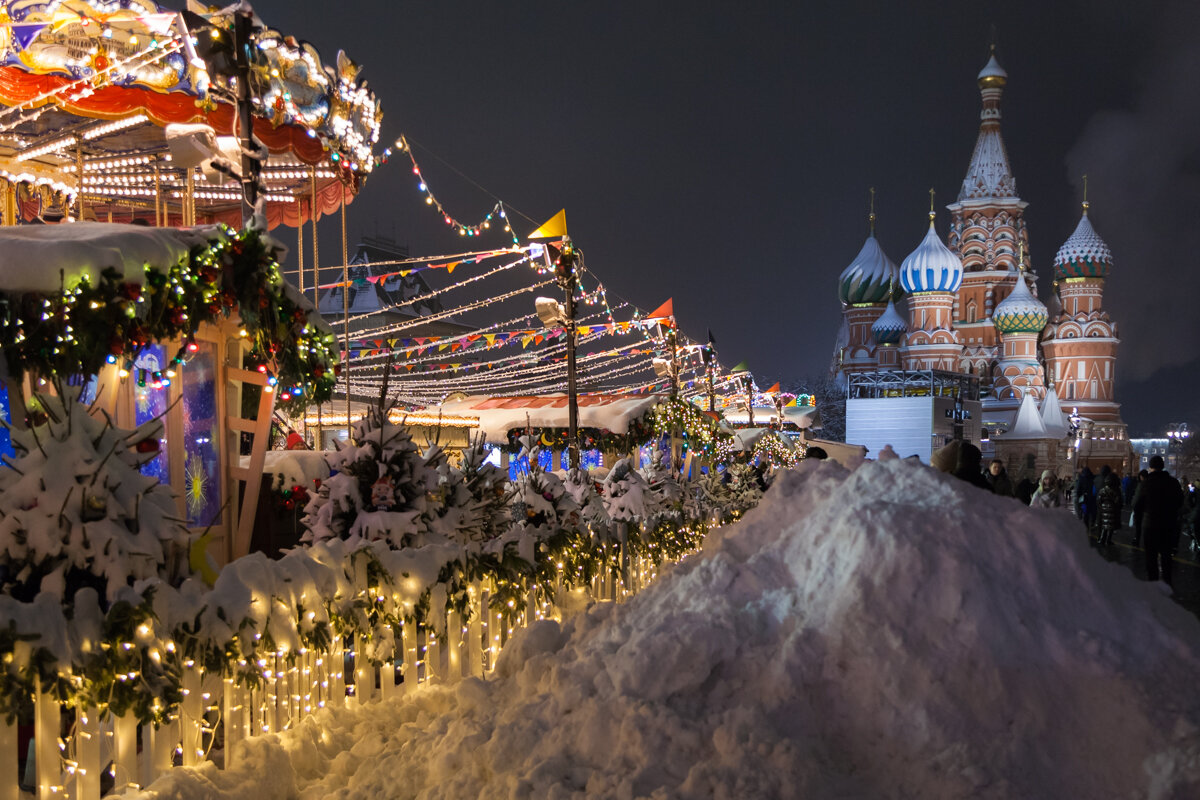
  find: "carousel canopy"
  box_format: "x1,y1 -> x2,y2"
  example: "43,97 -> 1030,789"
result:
0,0 -> 381,228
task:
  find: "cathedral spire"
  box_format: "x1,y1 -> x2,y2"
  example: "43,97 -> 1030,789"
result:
958,47 -> 1017,201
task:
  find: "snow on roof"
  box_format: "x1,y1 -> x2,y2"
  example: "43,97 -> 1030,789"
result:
0,222 -> 217,292
130,459 -> 1200,798
999,391 -> 1048,438
419,393 -> 665,443
722,404 -> 818,428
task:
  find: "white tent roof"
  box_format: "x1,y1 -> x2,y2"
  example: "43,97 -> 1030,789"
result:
998,392 -> 1048,439
1039,387 -> 1070,438
418,393 -> 665,444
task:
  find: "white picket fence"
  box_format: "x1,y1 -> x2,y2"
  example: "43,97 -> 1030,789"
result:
1,555 -> 657,799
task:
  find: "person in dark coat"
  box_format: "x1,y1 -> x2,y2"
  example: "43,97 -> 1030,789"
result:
1096,473 -> 1123,546
1074,467 -> 1096,531
951,442 -> 992,492
1131,469 -> 1149,546
1132,455 -> 1184,586
1122,472 -> 1137,506
984,458 -> 1014,497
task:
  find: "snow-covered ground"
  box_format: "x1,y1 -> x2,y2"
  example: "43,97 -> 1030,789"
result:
129,458 -> 1200,799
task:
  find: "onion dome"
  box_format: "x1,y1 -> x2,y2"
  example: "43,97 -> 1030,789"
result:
1053,208 -> 1112,279
899,216 -> 962,294
838,234 -> 899,305
993,273 -> 1047,334
871,298 -> 907,344
977,51 -> 1007,89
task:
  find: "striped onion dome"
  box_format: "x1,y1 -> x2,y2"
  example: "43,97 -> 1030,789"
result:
1053,209 -> 1112,279
871,298 -> 907,344
899,218 -> 962,293
838,234 -> 899,305
993,273 -> 1047,334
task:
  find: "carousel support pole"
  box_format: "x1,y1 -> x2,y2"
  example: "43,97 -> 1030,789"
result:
296,200 -> 307,444
311,167 -> 322,447
75,142 -> 85,221
234,8 -> 260,225
1,179 -> 13,226
185,170 -> 196,226
153,163 -> 161,227
342,192 -> 350,436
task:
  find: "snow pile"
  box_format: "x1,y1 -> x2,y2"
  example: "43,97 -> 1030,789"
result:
131,459 -> 1200,799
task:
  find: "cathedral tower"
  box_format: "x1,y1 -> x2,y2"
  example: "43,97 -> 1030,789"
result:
945,49 -> 1029,383
990,246 -> 1048,407
836,198 -> 900,378
1041,200 -> 1123,425
899,206 -> 964,372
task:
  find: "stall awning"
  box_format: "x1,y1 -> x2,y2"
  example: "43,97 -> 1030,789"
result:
419,393 -> 665,444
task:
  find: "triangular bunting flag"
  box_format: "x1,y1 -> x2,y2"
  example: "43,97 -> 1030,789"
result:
766,382 -> 781,394
731,360 -> 750,373
528,209 -> 568,239
647,298 -> 674,321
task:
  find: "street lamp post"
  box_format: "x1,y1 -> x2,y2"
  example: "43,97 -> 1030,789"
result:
554,239 -> 581,470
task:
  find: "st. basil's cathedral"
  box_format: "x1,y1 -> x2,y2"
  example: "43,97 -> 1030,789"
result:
833,49 -> 1132,473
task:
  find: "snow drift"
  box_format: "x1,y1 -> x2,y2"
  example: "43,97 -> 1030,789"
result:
130,458 -> 1200,799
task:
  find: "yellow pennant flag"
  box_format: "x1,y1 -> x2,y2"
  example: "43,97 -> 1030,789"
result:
578,325 -> 591,336
485,334 -> 496,346
528,209 -> 568,239
522,335 -> 532,348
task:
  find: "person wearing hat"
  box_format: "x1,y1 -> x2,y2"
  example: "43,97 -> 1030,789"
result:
1030,470 -> 1062,508
286,432 -> 308,451
931,439 -> 962,473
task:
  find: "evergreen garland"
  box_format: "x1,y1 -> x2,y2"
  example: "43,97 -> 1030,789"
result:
0,225 -> 338,412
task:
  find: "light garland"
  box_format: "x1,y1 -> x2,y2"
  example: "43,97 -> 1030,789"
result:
389,133 -> 519,244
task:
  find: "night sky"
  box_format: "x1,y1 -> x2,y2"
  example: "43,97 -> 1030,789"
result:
251,0 -> 1199,435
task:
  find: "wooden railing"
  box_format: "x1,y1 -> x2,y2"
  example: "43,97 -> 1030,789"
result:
2,554 -> 659,799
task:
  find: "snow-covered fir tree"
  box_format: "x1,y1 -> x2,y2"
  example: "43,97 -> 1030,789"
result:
0,385 -> 192,605
425,437 -> 510,545
302,405 -> 437,548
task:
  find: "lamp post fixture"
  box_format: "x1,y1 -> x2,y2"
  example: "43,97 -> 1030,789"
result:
538,238 -> 581,470
1167,422 -> 1190,472
701,334 -> 716,413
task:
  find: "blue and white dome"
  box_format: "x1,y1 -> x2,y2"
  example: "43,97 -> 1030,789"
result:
871,298 -> 907,344
899,218 -> 963,294
1053,209 -> 1112,280
838,234 -> 899,305
992,273 -> 1047,334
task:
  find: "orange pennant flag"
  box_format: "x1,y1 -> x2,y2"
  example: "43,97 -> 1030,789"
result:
647,298 -> 674,321
766,382 -> 781,394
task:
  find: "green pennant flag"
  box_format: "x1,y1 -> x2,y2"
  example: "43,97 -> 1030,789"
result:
730,360 -> 750,373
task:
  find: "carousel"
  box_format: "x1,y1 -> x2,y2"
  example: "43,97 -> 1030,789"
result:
0,0 -> 380,565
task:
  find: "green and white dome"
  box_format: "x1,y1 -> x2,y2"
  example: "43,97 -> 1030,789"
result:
871,298 -> 907,344
838,234 -> 899,305
1053,210 -> 1112,280
993,273 -> 1047,334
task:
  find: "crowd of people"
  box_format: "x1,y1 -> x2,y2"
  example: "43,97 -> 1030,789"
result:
931,440 -> 1199,588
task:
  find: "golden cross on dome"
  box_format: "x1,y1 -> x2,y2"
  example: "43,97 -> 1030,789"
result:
868,186 -> 876,234
1082,174 -> 1090,213
928,187 -> 936,221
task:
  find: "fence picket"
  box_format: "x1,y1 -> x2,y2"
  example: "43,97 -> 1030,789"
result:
73,704 -> 100,800
1,714 -> 17,800
34,683 -> 60,800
